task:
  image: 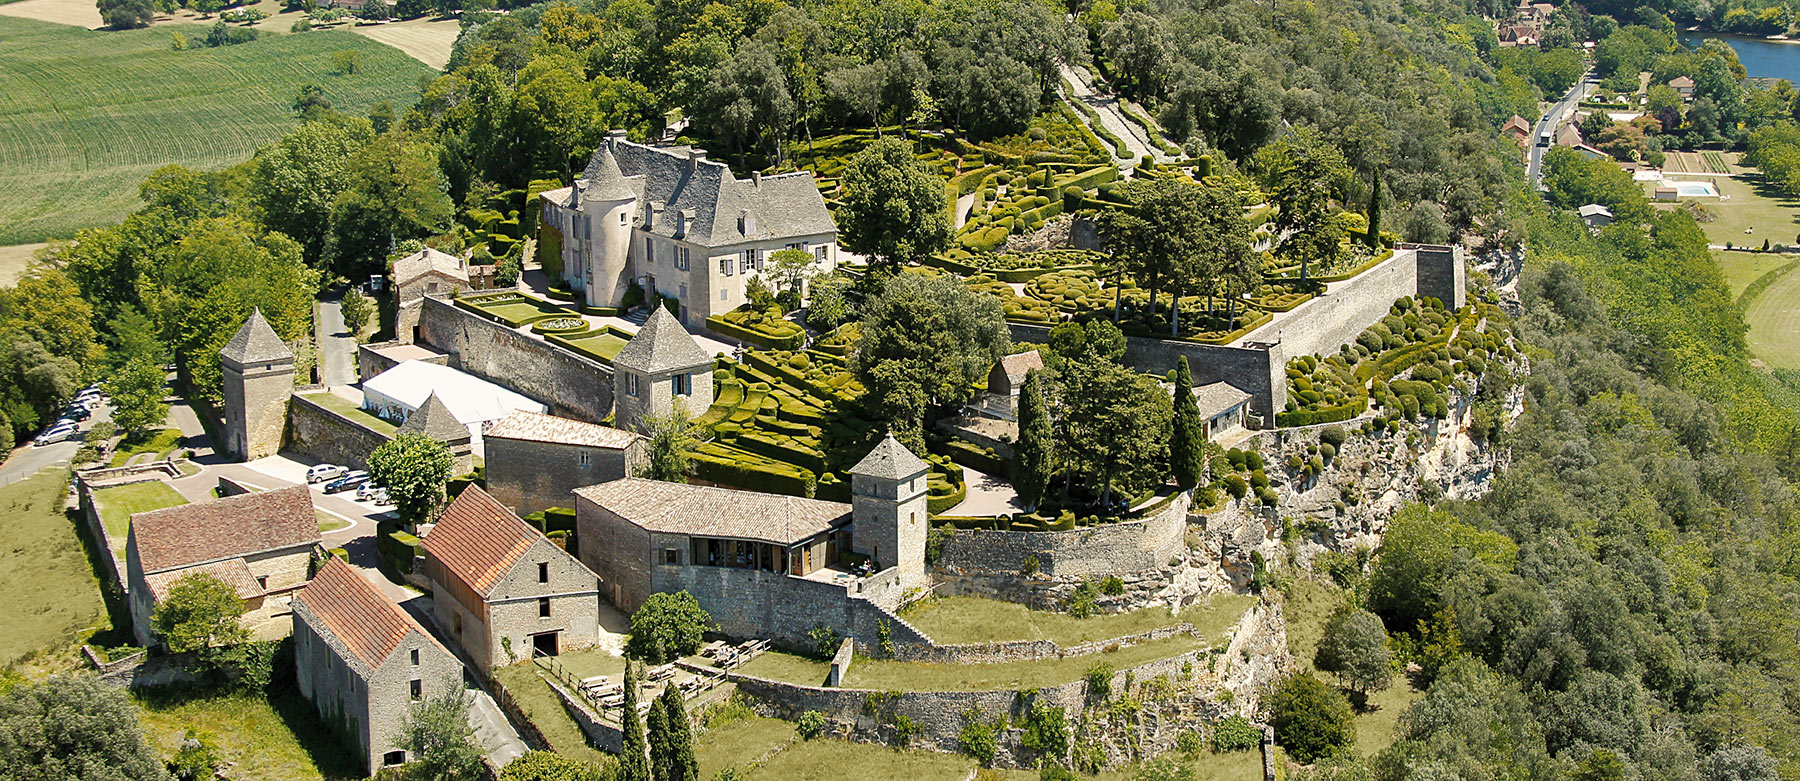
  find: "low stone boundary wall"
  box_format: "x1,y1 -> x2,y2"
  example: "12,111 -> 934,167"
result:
74,472 -> 175,595
826,638 -> 855,686
285,392 -> 390,471
730,646 -> 1209,766
902,622 -> 1197,664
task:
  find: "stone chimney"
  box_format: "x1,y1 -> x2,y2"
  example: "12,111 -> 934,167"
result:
751,170 -> 762,188
687,148 -> 707,172
606,128 -> 627,152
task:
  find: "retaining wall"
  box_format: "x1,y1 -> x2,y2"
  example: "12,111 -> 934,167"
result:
1008,323 -> 1287,421
285,393 -> 391,471
902,622 -> 1197,664
356,340 -> 448,381
935,492 -> 1188,581
416,297 -> 614,424
659,564 -> 930,654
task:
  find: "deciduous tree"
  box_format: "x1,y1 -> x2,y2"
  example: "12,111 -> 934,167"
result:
153,572 -> 249,667
627,590 -> 710,664
635,403 -> 699,483
0,675 -> 165,779
836,137 -> 951,272
367,432 -> 455,527
1268,672 -> 1356,763
395,683 -> 485,781
1314,606 -> 1393,698
852,273 -> 1008,449
498,750 -> 609,780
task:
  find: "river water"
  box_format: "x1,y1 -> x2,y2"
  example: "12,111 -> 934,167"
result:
1679,31 -> 1800,82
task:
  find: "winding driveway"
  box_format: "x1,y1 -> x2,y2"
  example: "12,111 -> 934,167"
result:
1060,64 -> 1176,171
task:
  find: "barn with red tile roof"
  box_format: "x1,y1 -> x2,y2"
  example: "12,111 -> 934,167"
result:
420,485 -> 601,673
292,558 -> 462,776
124,486 -> 320,647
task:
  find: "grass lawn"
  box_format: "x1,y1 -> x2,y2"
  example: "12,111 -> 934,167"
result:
492,660 -> 613,766
315,511 -> 348,533
300,391 -> 398,434
745,733 -> 981,780
1746,263 -> 1800,370
558,327 -> 633,363
91,479 -> 187,555
135,686 -> 364,780
107,427 -> 184,467
697,715 -> 798,779
1713,250 -> 1792,300
470,295 -> 575,326
907,593 -> 1256,647
1282,577 -> 1421,757
0,15 -> 431,245
1657,171 -> 1800,249
0,468 -> 114,667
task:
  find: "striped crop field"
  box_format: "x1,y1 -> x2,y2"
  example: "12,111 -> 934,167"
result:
0,16 -> 432,245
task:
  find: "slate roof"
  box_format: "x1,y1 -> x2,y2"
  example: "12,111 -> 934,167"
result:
849,434 -> 929,480
485,410 -> 639,449
143,558 -> 262,602
397,392 -> 470,442
219,309 -> 293,365
1577,204 -> 1613,218
295,558 -> 448,669
420,485 -> 544,597
574,478 -> 850,545
566,138 -> 836,247
1193,382 -> 1253,418
392,248 -> 467,286
614,307 -> 712,374
131,486 -> 318,575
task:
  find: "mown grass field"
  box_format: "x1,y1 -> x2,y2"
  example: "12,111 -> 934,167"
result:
0,468 -> 111,667
906,593 -> 1257,647
0,16 -> 431,245
1746,266 -> 1800,370
1282,578 -> 1423,757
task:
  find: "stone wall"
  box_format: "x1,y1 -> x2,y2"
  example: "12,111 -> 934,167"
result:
1008,323 -> 1286,421
901,622 -> 1198,664
1408,243 -> 1467,310
416,297 -> 614,423
659,563 -> 930,654
1260,249 -> 1419,362
932,493 -> 1190,610
826,638 -> 855,686
285,393 -> 391,471
356,340 -> 448,381
485,436 -> 643,517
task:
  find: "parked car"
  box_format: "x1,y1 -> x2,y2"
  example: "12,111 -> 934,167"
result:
322,470 -> 369,493
356,483 -> 389,503
306,464 -> 348,484
60,405 -> 90,422
34,425 -> 78,447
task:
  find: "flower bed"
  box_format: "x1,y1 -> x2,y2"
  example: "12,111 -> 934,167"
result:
529,316 -> 590,335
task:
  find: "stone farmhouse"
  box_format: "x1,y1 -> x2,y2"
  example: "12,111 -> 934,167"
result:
572,434 -> 929,649
483,410 -> 645,517
125,486 -> 320,647
393,248 -> 471,344
220,309 -> 294,462
539,132 -> 839,324
612,306 -> 716,432
420,486 -> 602,673
292,558 -> 462,776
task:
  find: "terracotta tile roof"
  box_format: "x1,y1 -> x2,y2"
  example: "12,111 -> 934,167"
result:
295,558 -> 446,668
996,351 -> 1045,387
420,486 -> 543,597
143,558 -> 262,602
573,478 -> 850,545
485,410 -> 640,449
131,486 -> 318,575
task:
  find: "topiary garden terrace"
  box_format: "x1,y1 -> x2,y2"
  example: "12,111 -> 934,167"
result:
706,306 -> 807,350
548,325 -> 636,364
456,291 -> 575,326
1276,296 -> 1517,428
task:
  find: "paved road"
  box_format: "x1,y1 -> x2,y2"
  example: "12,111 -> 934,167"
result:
1528,72 -> 1594,190
317,289 -> 356,386
0,401 -> 112,488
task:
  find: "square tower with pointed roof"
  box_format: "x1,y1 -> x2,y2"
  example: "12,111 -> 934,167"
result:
220,309 -> 294,461
849,434 -> 931,587
612,306 -> 715,432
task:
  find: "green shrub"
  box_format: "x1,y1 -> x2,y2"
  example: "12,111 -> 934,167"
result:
1211,715 -> 1261,752
798,710 -> 826,739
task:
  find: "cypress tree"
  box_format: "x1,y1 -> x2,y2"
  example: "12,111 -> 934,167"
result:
1171,356 -> 1205,490
1365,173 -> 1382,248
619,662 -> 648,781
646,685 -> 671,780
1013,370 -> 1054,511
658,685 -> 699,781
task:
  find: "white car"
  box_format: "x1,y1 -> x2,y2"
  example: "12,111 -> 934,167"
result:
307,464 -> 348,484
356,483 -> 389,504
34,425 -> 78,446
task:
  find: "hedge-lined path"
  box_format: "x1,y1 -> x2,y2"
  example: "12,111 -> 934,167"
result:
954,190 -> 977,228
1059,63 -> 1175,170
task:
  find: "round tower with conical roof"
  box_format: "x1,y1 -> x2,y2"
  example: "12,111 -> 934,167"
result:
220,308 -> 295,461
571,133 -> 639,309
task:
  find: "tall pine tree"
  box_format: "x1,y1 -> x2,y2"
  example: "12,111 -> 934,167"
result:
1014,370 -> 1053,511
1171,356 -> 1205,490
1364,173 -> 1382,248
658,685 -> 699,781
646,687 -> 671,780
619,662 -> 649,781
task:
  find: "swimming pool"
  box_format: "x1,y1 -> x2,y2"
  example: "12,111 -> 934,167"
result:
1671,181 -> 1720,197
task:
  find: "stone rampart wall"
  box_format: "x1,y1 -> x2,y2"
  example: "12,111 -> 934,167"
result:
416,297 -> 614,423
1261,248 -> 1418,361
285,393 -> 391,471
1008,324 -> 1286,420
934,492 -> 1188,580
661,565 -> 929,654
901,622 -> 1196,664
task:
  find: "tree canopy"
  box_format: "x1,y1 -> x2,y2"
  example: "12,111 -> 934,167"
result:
367,432 -> 456,527
852,272 -> 1008,450
0,675 -> 165,780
